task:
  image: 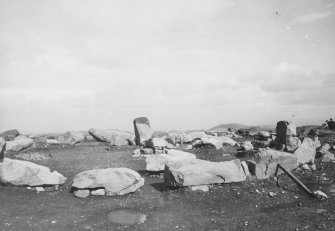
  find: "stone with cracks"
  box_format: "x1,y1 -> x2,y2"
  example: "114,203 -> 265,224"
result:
146,149 -> 196,171
72,168 -> 144,196
1,129 -> 19,141
133,117 -> 153,146
294,137 -> 321,165
6,136 -> 33,152
63,131 -> 85,144
247,148 -> 298,180
0,158 -> 66,186
89,128 -> 134,145
275,121 -> 296,144
164,159 -> 246,187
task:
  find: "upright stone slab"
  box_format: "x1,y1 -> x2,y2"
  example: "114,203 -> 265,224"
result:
275,121 -> 298,152
133,117 -> 153,146
164,159 -> 246,187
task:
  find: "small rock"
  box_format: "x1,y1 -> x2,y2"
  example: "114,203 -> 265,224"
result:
191,185 -> 209,192
268,192 -> 276,197
310,164 -> 316,171
313,190 -> 328,199
35,187 -> 45,193
91,189 -> 106,196
74,189 -> 90,198
301,164 -> 310,170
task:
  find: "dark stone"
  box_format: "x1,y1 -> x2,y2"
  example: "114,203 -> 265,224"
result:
1,129 -> 19,141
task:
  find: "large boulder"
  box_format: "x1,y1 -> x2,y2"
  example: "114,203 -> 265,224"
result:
146,149 -> 196,171
215,136 -> 237,146
247,148 -> 298,179
0,137 -> 6,161
164,159 -> 246,187
186,131 -> 207,141
6,135 -> 33,152
133,117 -> 153,146
72,168 -> 144,196
0,158 -> 66,186
1,129 -> 19,141
88,128 -> 134,145
63,131 -> 85,144
294,137 -> 321,165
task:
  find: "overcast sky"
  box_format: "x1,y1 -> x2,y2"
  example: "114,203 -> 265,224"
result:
0,0 -> 334,133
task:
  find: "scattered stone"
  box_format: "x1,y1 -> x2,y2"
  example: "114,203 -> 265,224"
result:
0,158 -> 66,186
185,145 -> 193,150
74,189 -> 90,198
91,189 -> 106,196
0,129 -> 19,141
64,131 -> 84,144
187,131 -> 207,142
133,117 -> 153,146
132,149 -> 141,158
317,143 -> 331,155
216,136 -> 237,146
145,138 -> 168,148
301,164 -> 310,170
191,185 -> 209,192
258,131 -> 270,139
141,148 -> 155,155
313,190 -> 328,199
164,159 -> 246,187
310,164 -> 316,171
322,151 -> 335,162
146,149 -> 196,171
6,136 -> 34,152
165,135 -> 176,145
110,135 -> 129,146
268,192 -> 276,197
247,149 -> 298,179
106,208 -> 147,225
72,168 -> 144,196
196,137 -> 222,149
88,128 -> 134,144
294,137 -> 321,165
46,139 -> 60,144
35,187 -> 45,193
251,140 -> 269,149
240,141 -> 253,151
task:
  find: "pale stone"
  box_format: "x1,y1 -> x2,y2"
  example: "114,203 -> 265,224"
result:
133,117 -> 153,145
191,185 -> 209,192
0,158 -> 66,186
294,137 -> 321,165
164,159 -> 246,187
89,128 -> 134,144
74,189 -> 90,198
91,189 -> 106,196
145,138 -> 168,148
63,131 -> 84,144
6,136 -> 33,152
145,149 -> 196,171
72,168 -> 144,196
241,161 -> 251,178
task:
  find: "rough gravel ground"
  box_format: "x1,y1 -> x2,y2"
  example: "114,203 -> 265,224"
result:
0,139 -> 334,231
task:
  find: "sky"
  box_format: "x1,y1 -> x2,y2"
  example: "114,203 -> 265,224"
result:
0,0 -> 335,133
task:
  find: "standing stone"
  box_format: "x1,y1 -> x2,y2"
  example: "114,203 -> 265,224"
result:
275,121 -> 299,152
164,159 -> 246,187
133,117 -> 153,146
1,129 -> 19,141
294,137 -> 321,165
0,137 -> 6,161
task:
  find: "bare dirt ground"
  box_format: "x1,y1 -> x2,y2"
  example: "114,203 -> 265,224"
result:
0,139 -> 334,231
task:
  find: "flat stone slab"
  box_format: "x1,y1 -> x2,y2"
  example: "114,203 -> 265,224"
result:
145,149 -> 196,171
0,158 -> 66,186
164,159 -> 246,187
294,137 -> 321,165
72,167 -> 144,196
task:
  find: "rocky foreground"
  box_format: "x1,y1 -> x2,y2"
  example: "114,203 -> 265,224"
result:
0,118 -> 334,230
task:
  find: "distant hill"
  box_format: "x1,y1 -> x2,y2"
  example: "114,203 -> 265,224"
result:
208,123 -> 275,132
208,123 -> 248,131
